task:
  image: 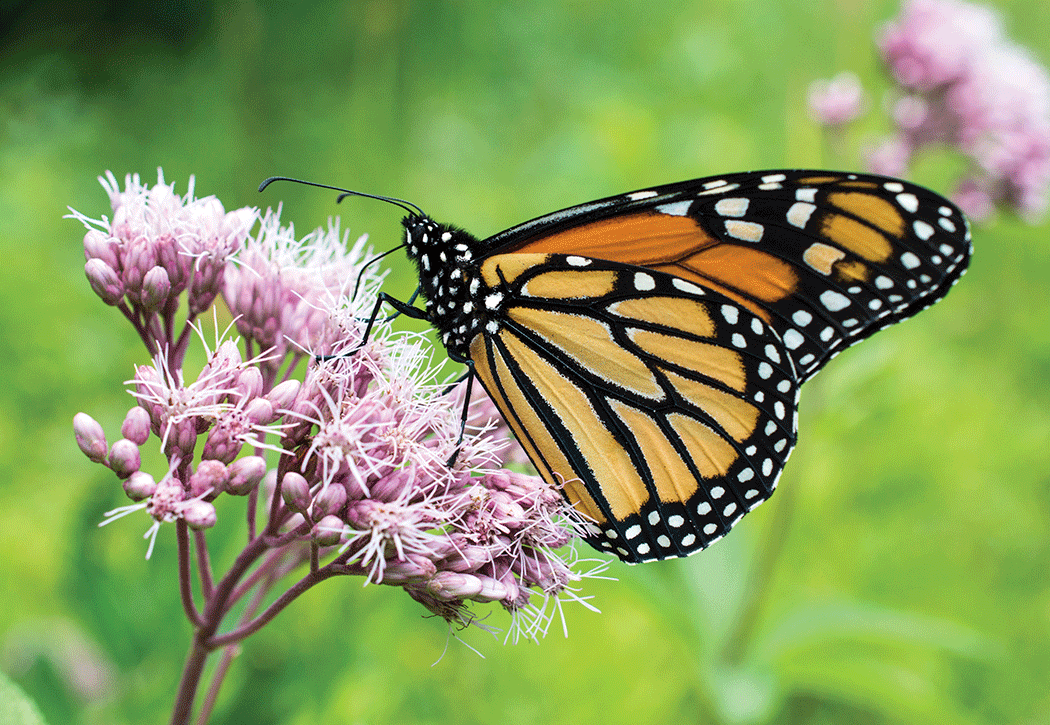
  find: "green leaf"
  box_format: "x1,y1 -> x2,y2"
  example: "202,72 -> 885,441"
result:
0,672 -> 47,725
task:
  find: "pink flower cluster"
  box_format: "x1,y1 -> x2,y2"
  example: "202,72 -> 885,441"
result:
808,0 -> 1050,222
70,170 -> 600,643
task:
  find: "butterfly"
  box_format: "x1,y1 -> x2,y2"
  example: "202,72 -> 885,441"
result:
309,170 -> 972,563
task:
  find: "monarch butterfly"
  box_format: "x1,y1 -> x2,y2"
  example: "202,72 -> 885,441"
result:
268,170 -> 972,563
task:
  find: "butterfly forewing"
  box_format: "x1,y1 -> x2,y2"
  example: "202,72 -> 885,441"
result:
486,171 -> 972,383
469,254 -> 800,562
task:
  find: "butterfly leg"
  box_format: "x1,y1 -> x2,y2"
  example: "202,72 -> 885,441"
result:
442,353 -> 476,468
317,290 -> 427,361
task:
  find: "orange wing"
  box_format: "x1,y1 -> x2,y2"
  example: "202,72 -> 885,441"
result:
485,171 -> 971,383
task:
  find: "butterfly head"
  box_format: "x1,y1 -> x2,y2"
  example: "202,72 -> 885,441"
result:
401,214 -> 488,358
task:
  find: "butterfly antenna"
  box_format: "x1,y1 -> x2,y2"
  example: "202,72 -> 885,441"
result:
258,176 -> 425,217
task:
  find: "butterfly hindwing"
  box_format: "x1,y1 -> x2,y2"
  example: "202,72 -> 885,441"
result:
468,253 -> 800,562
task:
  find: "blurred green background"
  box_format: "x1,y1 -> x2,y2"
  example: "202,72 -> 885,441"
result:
1,0 -> 1048,723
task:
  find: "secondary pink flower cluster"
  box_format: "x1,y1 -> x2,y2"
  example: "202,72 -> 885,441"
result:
808,0 -> 1050,222
70,170 -> 599,640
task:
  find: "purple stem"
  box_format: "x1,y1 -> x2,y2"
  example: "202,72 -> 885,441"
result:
176,521 -> 204,628
194,528 -> 214,599
208,565 -> 340,648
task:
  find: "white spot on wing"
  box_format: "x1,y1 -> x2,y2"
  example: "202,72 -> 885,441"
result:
656,200 -> 692,216
783,329 -> 804,349
627,190 -> 658,200
896,192 -> 919,212
913,220 -> 935,240
796,188 -> 817,202
792,310 -> 812,326
566,255 -> 591,267
901,251 -> 921,269
673,278 -> 706,295
698,183 -> 740,195
787,202 -> 816,228
715,198 -> 750,217
724,220 -> 764,242
820,290 -> 850,311
634,272 -> 656,290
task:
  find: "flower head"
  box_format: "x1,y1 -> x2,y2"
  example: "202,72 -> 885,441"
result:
863,0 -> 1050,221
75,168 -> 600,649
68,170 -> 256,323
223,210 -> 375,370
807,72 -> 868,127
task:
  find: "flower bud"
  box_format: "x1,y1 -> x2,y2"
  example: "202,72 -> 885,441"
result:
312,515 -> 345,546
123,471 -> 157,501
163,419 -> 198,460
140,266 -> 171,312
83,229 -> 119,269
439,544 -> 494,573
85,259 -> 124,305
266,379 -> 301,411
74,412 -> 108,463
381,555 -> 437,584
108,438 -> 141,478
470,575 -> 510,603
201,428 -> 240,464
121,406 -> 151,446
189,459 -> 228,497
182,499 -> 217,530
313,483 -> 347,518
244,397 -> 274,425
236,366 -> 264,402
369,468 -> 414,502
226,456 -> 267,495
280,471 -> 311,513
427,571 -> 484,601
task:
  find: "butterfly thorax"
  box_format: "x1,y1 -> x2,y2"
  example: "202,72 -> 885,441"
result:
401,214 -> 492,360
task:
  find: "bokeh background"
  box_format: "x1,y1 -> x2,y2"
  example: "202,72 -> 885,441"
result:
1,0 -> 1048,723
